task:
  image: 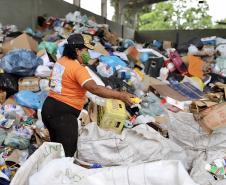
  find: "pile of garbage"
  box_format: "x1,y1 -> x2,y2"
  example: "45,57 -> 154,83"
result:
0,10 -> 226,185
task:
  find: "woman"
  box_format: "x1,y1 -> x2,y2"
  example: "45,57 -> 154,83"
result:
42,33 -> 134,157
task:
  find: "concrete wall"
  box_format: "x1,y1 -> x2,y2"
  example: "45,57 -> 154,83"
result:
106,20 -> 122,38
135,29 -> 226,44
2,0 -> 226,43
123,27 -> 135,39
0,0 -> 135,39
135,30 -> 178,43
0,0 -> 34,30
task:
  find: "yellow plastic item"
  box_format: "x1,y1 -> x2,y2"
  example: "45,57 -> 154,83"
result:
130,97 -> 142,104
0,68 -> 4,74
97,99 -> 127,134
191,77 -> 205,91
134,67 -> 144,80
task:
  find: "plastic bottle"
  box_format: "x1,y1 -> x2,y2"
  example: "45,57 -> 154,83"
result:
159,67 -> 169,81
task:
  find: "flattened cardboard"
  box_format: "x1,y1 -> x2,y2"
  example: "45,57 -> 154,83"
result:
2,33 -> 38,53
146,76 -> 189,101
94,43 -> 109,56
199,102 -> 226,131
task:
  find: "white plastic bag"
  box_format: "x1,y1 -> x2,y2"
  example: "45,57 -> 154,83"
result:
167,111 -> 226,185
35,65 -> 51,78
85,67 -> 106,106
11,142 -> 65,185
39,79 -> 50,91
216,44 -> 226,57
77,123 -> 188,168
29,158 -> 198,185
97,62 -> 114,78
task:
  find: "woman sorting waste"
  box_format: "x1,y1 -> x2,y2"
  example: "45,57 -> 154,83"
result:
41,33 -> 134,157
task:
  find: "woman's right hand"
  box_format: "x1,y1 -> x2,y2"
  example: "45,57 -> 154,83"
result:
119,91 -> 135,106
83,80 -> 135,106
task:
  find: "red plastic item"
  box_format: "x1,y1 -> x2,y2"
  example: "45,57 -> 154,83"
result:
164,59 -> 176,72
169,51 -> 188,75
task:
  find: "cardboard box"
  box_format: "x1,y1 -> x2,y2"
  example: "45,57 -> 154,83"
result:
103,28 -> 119,46
0,90 -> 6,104
97,99 -> 127,134
197,102 -> 226,132
18,77 -> 40,92
2,33 -> 38,53
163,41 -> 172,49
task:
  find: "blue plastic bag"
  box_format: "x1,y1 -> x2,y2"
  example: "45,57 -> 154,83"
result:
14,90 -> 48,110
0,49 -> 43,76
99,56 -> 127,71
140,92 -> 165,117
122,39 -> 135,49
139,52 -> 150,63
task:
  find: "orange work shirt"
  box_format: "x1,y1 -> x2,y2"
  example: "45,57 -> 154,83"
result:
49,56 -> 92,110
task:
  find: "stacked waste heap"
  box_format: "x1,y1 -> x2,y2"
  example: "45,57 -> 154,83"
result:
0,10 -> 226,185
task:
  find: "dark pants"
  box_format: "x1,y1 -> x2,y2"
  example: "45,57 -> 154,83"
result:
41,97 -> 80,157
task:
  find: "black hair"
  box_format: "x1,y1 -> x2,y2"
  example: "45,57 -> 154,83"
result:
37,16 -> 46,27
62,44 -> 86,60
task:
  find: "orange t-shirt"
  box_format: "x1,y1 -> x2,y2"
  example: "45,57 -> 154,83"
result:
49,57 -> 92,110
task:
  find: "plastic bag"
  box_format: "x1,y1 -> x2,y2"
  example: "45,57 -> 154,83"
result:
139,52 -> 150,63
215,57 -> 226,75
201,36 -> 216,46
29,159 -> 198,185
178,37 -> 203,53
0,49 -> 43,76
96,63 -> 114,78
4,124 -> 33,149
1,104 -> 27,121
167,110 -> 226,185
122,39 -> 135,49
101,76 -> 135,94
77,123 -> 187,167
116,67 -> 131,81
35,65 -> 51,78
99,56 -> 127,71
10,142 -> 65,185
0,73 -> 18,96
85,67 -> 106,106
38,41 -> 57,55
140,92 -> 165,117
216,44 -> 226,57
65,11 -> 81,23
188,44 -> 199,55
0,113 -> 14,129
39,50 -> 55,67
39,79 -> 50,91
34,109 -> 45,129
14,90 -> 48,110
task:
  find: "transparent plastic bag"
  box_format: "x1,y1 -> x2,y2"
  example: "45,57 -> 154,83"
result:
4,124 -> 33,149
